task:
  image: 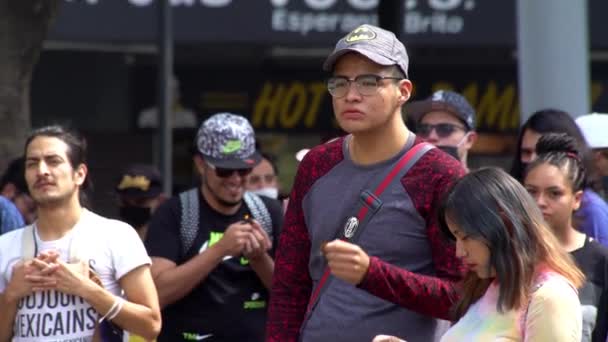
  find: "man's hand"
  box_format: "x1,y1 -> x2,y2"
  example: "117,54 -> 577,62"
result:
4,260 -> 45,302
214,222 -> 253,257
322,239 -> 370,285
26,258 -> 95,297
243,219 -> 272,261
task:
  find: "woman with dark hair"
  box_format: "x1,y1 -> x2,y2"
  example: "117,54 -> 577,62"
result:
524,133 -> 608,342
437,167 -> 583,340
373,167 -> 583,341
510,109 -> 608,246
510,109 -> 587,181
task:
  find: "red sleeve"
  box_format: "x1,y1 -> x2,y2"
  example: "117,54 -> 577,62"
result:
358,144 -> 466,321
266,139 -> 344,342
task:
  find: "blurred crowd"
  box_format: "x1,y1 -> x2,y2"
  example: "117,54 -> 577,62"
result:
2,23 -> 608,342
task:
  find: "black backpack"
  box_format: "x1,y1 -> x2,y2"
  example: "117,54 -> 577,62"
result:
178,189 -> 273,256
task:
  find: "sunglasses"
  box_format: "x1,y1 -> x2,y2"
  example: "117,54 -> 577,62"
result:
417,123 -> 466,138
206,161 -> 252,178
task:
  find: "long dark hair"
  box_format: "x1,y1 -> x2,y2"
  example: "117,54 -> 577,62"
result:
24,125 -> 92,207
438,167 -> 584,319
510,109 -> 592,183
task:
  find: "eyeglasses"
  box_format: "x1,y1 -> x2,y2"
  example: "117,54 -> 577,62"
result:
417,123 -> 467,138
327,74 -> 403,98
206,161 -> 252,178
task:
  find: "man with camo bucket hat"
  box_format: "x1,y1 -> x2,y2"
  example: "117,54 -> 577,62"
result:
145,113 -> 284,341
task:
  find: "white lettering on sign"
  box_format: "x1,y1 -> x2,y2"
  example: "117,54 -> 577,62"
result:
270,0 -> 378,10
271,0 -> 476,36
64,0 -> 476,36
64,0 -> 233,7
272,9 -> 378,35
404,12 -> 464,34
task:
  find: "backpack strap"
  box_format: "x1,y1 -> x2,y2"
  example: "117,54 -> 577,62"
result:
179,189 -> 274,257
179,188 -> 200,256
21,213 -> 91,263
21,224 -> 36,260
243,192 -> 273,236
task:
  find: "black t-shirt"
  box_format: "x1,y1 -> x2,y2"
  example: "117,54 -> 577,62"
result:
571,237 -> 608,342
145,189 -> 284,342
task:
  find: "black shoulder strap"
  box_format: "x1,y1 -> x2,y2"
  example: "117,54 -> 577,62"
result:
302,134 -> 434,330
243,192 -> 273,236
179,188 -> 200,256
179,189 -> 273,256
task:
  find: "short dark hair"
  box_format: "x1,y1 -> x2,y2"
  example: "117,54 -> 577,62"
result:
24,125 -> 92,206
388,65 -> 406,79
0,157 -> 28,194
260,152 -> 279,176
438,167 -> 584,320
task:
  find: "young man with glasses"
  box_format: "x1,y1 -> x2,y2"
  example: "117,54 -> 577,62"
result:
267,24 -> 466,342
144,113 -> 284,341
407,90 -> 478,171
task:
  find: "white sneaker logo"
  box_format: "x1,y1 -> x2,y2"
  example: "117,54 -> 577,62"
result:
194,333 -> 214,341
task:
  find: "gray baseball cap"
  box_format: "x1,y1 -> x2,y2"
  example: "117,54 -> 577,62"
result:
407,90 -> 476,130
196,113 -> 261,169
323,24 -> 409,78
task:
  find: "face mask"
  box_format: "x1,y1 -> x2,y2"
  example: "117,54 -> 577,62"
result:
250,187 -> 279,199
119,205 -> 152,229
436,132 -> 469,161
437,145 -> 460,161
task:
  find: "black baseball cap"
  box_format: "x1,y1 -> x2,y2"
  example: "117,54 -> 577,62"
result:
115,164 -> 162,199
407,90 -> 476,130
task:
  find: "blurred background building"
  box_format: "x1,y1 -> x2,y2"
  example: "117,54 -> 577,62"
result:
30,0 -> 608,215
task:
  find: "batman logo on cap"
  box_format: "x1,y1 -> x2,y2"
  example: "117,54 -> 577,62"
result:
345,25 -> 377,43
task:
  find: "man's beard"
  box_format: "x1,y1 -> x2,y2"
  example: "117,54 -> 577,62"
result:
204,178 -> 242,208
34,188 -> 77,209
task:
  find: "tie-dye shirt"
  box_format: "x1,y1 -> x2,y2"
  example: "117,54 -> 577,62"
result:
441,272 -> 582,341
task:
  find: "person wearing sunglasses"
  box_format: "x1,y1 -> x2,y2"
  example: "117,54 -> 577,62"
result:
144,113 -> 284,341
267,24 -> 466,342
407,90 -> 478,172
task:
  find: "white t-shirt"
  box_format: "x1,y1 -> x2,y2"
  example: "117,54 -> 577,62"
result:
0,209 -> 151,342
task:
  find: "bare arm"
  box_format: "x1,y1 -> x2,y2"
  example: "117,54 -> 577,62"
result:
83,265 -> 161,340
27,259 -> 162,341
245,220 -> 274,289
150,246 -> 224,308
249,253 -> 274,289
0,260 -> 40,342
0,292 -> 18,342
151,220 -> 253,308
